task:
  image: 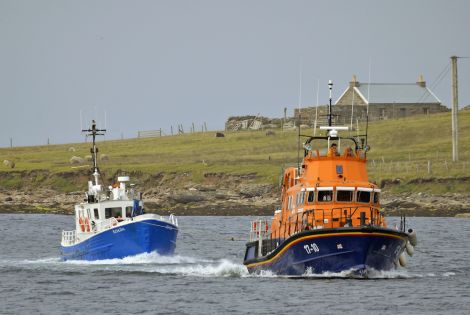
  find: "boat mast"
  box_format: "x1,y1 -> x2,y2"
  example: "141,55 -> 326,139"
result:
328,80 -> 333,127
82,120 -> 106,186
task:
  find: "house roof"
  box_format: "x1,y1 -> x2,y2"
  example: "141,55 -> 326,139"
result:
352,83 -> 441,105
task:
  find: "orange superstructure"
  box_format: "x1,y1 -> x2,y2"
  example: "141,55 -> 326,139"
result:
243,80 -> 416,276
270,133 -> 385,243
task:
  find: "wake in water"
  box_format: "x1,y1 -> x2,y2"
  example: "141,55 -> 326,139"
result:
0,252 -> 249,278
248,267 -> 416,279
0,253 -> 458,280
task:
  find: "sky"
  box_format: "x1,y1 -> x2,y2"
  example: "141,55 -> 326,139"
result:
0,0 -> 469,147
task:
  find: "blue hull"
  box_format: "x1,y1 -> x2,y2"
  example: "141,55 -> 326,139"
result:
61,219 -> 178,261
244,228 -> 407,275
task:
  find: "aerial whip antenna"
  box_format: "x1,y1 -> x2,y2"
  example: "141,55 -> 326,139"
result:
365,59 -> 372,147
313,79 -> 319,136
350,83 -> 355,136
297,62 -> 303,176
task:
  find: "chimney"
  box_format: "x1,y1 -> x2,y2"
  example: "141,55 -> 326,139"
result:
349,75 -> 360,88
417,74 -> 426,87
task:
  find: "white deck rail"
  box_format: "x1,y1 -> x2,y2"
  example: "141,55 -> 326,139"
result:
61,230 -> 76,246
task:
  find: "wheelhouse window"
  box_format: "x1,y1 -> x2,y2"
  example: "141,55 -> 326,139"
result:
374,192 -> 380,204
93,208 -> 99,219
105,207 -> 123,219
336,189 -> 353,202
306,191 -> 315,204
126,206 -> 133,217
296,192 -> 305,207
318,189 -> 333,202
357,190 -> 372,203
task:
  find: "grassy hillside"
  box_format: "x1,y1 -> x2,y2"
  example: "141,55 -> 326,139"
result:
1,110 -> 470,193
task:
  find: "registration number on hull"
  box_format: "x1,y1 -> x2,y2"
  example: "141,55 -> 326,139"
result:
304,243 -> 320,254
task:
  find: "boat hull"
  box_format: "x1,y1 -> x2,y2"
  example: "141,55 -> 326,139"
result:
244,228 -> 407,276
61,219 -> 178,261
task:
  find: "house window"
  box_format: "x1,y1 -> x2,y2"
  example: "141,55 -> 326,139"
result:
380,108 -> 386,118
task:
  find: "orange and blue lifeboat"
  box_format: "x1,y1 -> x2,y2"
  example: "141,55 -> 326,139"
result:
243,128 -> 417,276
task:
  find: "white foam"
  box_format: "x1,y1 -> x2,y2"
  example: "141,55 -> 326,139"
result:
150,259 -> 249,277
1,254 -> 249,278
247,267 -> 415,279
442,272 -> 456,277
64,252 -> 210,266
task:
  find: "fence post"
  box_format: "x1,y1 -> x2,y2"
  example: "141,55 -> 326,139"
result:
427,160 -> 432,174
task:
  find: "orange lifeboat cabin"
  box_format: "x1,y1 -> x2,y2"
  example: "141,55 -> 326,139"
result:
243,82 -> 417,276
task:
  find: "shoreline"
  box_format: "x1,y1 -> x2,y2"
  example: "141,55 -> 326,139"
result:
1,202 -> 469,217
1,173 -> 470,218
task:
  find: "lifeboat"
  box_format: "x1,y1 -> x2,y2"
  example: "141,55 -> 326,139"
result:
243,81 -> 416,276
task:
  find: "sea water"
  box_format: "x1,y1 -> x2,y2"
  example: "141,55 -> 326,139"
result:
0,215 -> 469,314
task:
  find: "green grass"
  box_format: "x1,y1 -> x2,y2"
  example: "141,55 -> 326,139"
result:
1,110 -> 470,192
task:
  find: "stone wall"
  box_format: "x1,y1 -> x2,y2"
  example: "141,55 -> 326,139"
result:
294,103 -> 450,126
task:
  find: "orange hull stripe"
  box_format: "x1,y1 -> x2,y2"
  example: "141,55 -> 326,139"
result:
246,231 -> 405,268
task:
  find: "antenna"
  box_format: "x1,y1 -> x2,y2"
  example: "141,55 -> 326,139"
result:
350,85 -> 355,135
297,62 -> 303,175
328,80 -> 333,126
314,79 -> 319,136
365,59 -> 372,147
82,120 -> 107,186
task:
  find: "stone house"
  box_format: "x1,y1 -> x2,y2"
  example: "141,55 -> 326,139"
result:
295,75 -> 449,126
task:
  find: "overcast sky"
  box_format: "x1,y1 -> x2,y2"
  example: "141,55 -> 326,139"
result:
1,0 -> 469,147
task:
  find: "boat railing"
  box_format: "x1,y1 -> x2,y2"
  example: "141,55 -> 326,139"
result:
94,217 -> 119,231
286,206 -> 383,235
61,230 -> 76,246
255,206 -> 384,257
249,219 -> 272,257
249,219 -> 271,242
168,214 -> 178,226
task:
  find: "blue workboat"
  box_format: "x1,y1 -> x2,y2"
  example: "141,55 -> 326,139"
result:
243,81 -> 417,276
60,120 -> 178,261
